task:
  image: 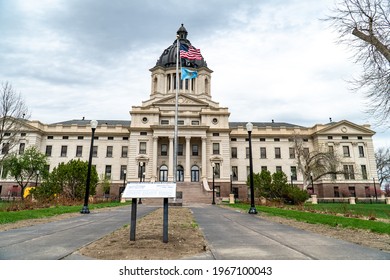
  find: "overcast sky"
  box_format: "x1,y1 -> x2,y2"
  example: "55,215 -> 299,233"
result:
1,0 -> 389,148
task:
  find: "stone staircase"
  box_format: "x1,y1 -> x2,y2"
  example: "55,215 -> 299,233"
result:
140,181 -> 212,206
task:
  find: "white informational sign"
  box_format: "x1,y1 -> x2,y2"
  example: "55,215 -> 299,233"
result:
121,182 -> 177,199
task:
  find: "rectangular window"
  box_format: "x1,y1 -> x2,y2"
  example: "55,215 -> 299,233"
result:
92,146 -> 98,157
213,143 -> 220,155
106,146 -> 113,157
290,166 -> 297,180
76,146 -> 83,157
214,163 -> 220,179
365,186 -> 370,197
275,147 -> 281,159
1,143 -> 9,155
246,147 -> 250,158
139,142 -> 147,154
343,165 -> 355,180
231,138 -> 237,141
260,147 -> 267,159
60,146 -> 67,157
289,147 -> 295,159
232,166 -> 238,181
334,186 -> 340,197
78,136 -> 84,140
260,138 -> 266,142
274,138 -> 280,142
161,120 -> 169,125
161,144 -> 168,156
231,147 -> 237,158
105,165 -> 112,179
261,166 -> 267,171
349,186 -> 356,197
177,120 -> 184,125
45,145 -> 52,157
276,166 -> 282,172
343,146 -> 350,157
108,136 -> 114,140
213,133 -> 219,137
328,145 -> 334,154
140,132 -> 147,136
178,144 -> 184,156
191,120 -> 200,125
358,146 -> 365,157
62,136 -> 69,139
361,165 -> 368,180
192,145 -> 199,156
120,165 -> 127,180
303,148 -> 310,157
121,146 -> 128,157
19,143 -> 25,155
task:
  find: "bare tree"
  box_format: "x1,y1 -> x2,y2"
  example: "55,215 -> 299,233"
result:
293,136 -> 345,189
0,82 -> 30,164
375,147 -> 390,186
326,0 -> 390,124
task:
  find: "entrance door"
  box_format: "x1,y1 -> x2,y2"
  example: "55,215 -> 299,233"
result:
159,165 -> 168,182
176,165 -> 184,182
191,165 -> 199,182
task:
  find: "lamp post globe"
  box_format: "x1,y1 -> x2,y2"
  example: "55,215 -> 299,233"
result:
81,120 -> 98,214
246,122 -> 257,214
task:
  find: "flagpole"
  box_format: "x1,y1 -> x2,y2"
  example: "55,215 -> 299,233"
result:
173,34 -> 180,184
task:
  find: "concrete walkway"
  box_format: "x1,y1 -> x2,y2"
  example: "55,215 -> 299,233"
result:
0,204 -> 389,260
0,205 -> 156,260
190,205 -> 390,260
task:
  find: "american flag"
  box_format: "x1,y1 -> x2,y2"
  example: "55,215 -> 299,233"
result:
180,44 -> 202,60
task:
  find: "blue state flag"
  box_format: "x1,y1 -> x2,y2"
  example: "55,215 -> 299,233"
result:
181,67 -> 198,80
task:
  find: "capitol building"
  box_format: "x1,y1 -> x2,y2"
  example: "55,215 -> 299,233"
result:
0,25 -> 379,203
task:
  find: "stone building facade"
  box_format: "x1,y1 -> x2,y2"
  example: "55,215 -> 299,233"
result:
0,25 -> 379,202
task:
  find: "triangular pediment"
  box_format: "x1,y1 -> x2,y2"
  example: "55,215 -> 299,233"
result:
316,120 -> 375,136
151,94 -> 211,107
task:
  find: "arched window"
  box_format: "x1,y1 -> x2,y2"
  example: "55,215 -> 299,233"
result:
176,165 -> 184,182
205,78 -> 209,94
159,165 -> 168,182
167,74 -> 171,91
153,76 -> 158,93
191,165 -> 199,182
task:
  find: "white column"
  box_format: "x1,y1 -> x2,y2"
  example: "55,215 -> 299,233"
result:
152,136 -> 158,182
202,137 -> 207,179
185,136 -> 191,181
168,136 -> 174,181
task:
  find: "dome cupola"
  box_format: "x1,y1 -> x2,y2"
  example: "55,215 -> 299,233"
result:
155,24 -> 208,69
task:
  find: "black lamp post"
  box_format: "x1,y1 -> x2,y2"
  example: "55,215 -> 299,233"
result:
310,172 -> 314,195
373,178 -> 378,203
138,162 -> 143,204
230,171 -> 233,194
123,169 -> 126,191
81,120 -> 98,214
35,170 -> 40,187
212,162 -> 216,205
246,122 -> 257,214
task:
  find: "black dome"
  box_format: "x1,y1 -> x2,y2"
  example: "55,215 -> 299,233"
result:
155,24 -> 207,69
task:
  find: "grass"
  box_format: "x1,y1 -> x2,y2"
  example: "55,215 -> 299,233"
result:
303,203 -> 390,220
226,203 -> 390,235
0,201 -> 129,225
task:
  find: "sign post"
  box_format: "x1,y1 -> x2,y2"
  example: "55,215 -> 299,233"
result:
121,182 -> 176,243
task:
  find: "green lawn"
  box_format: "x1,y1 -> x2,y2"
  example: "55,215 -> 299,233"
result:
302,203 -> 390,220
0,201 -> 129,225
226,203 -> 390,235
